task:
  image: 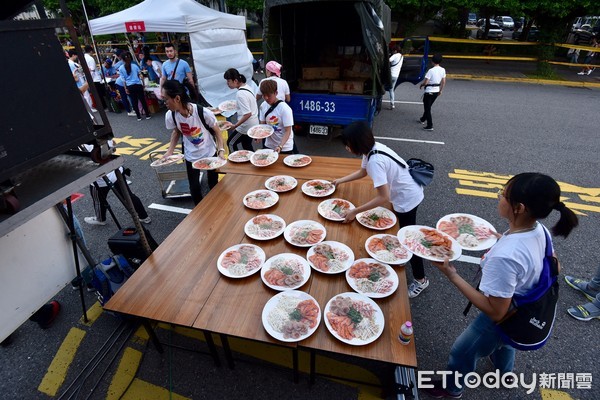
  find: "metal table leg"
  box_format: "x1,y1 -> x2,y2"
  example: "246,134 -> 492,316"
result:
219,334 -> 234,369
292,348 -> 299,384
203,331 -> 221,367
142,320 -> 164,353
310,349 -> 316,384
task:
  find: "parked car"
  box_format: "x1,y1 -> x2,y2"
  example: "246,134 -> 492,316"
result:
512,26 -> 539,41
495,16 -> 515,30
574,24 -> 596,45
467,13 -> 477,25
476,23 -> 503,40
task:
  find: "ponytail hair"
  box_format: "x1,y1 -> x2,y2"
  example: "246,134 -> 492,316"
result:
505,173 -> 578,237
162,79 -> 190,106
223,68 -> 246,83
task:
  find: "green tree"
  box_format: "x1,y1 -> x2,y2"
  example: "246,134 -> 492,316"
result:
226,0 -> 263,26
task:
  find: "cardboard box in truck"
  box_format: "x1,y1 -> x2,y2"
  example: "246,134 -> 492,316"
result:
302,67 -> 340,80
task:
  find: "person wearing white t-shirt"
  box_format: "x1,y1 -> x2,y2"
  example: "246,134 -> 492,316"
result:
418,54 -> 446,131
332,122 -> 427,297
161,80 -> 225,205
84,45 -> 107,110
388,46 -> 403,109
424,173 -> 578,398
223,68 -> 258,152
256,61 -> 291,102
258,79 -> 295,154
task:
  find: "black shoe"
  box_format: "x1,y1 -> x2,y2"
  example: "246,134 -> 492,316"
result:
37,301 -> 61,329
423,126 -> 434,131
418,119 -> 425,124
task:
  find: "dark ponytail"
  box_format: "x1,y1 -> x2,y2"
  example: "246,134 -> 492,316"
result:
223,68 -> 246,83
505,173 -> 578,238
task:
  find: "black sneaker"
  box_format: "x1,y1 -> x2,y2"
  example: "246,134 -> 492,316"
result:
423,126 -> 434,131
418,119 -> 425,124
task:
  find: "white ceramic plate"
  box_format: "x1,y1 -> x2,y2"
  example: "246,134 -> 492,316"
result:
345,258 -> 399,298
356,207 -> 397,230
436,213 -> 498,251
217,244 -> 266,278
265,175 -> 298,193
216,120 -> 233,130
250,149 -> 279,167
261,253 -> 311,291
323,292 -> 384,345
209,107 -> 223,115
306,241 -> 354,274
301,180 -> 335,197
150,153 -> 184,168
192,157 -> 227,170
244,214 -> 286,240
397,225 -> 463,262
243,189 -> 279,210
218,100 -> 238,112
247,124 -> 275,139
317,198 -> 355,222
228,150 -> 254,163
284,220 -> 327,247
364,234 -> 412,265
262,290 -> 321,342
283,154 -> 312,167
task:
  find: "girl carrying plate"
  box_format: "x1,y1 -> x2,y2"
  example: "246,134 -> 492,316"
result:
223,68 -> 259,153
332,122 -> 428,299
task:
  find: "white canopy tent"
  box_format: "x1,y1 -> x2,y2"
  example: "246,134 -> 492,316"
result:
89,0 -> 256,108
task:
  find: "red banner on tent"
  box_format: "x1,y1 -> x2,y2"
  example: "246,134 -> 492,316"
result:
125,21 -> 146,32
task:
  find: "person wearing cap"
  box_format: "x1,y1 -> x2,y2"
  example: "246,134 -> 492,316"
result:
256,60 -> 291,102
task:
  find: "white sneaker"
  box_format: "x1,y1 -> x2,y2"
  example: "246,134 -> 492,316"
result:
577,72 -> 585,75
84,217 -> 107,226
91,108 -> 98,113
587,69 -> 593,75
140,217 -> 151,224
408,278 -> 430,298
127,111 -> 136,117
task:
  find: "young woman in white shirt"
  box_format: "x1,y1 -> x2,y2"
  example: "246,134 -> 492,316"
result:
161,80 -> 225,205
332,121 -> 428,298
223,68 -> 259,152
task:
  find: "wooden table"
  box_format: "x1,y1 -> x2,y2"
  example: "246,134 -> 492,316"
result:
105,156 -> 417,383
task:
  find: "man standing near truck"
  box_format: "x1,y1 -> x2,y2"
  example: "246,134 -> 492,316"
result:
418,54 -> 446,131
259,80 -> 295,154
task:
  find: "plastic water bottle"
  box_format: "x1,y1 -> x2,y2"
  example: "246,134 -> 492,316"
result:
398,321 -> 413,345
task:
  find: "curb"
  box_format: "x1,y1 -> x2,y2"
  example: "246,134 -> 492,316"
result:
448,73 -> 600,88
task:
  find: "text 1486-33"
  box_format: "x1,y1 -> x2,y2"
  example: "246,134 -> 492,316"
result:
299,100 -> 336,113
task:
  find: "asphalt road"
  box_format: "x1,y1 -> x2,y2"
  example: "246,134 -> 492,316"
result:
1,78 -> 599,400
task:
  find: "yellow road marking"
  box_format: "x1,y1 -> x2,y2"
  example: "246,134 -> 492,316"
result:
79,301 -> 103,326
132,325 -> 149,345
121,378 -> 190,400
38,328 -> 86,396
107,347 -> 143,400
540,388 -> 574,399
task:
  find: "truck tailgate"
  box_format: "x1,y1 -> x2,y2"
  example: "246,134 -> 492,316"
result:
290,93 -> 376,126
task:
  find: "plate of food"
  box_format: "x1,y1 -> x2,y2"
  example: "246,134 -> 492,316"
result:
216,120 -> 233,131
397,225 -> 462,262
262,290 -> 321,342
228,150 -> 254,163
208,107 -> 222,115
244,214 -> 286,240
324,292 -> 384,345
217,244 -> 266,278
265,175 -> 297,193
247,124 -> 275,139
365,234 -> 412,265
261,253 -> 311,291
317,198 -> 355,221
307,241 -> 354,274
283,154 -> 312,168
218,100 -> 238,112
243,189 -> 279,210
192,157 -> 227,170
436,213 -> 498,251
250,149 -> 279,167
346,258 -> 399,298
301,180 -> 335,197
356,207 -> 397,230
150,153 -> 184,168
284,220 -> 327,247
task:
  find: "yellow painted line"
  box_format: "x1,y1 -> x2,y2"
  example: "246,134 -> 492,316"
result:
156,323 -> 206,341
132,325 -> 149,345
38,328 -> 86,396
107,347 -> 143,400
448,74 -> 600,88
134,142 -> 163,156
443,55 -> 537,61
79,301 -> 103,326
540,388 -> 574,399
121,378 -> 190,400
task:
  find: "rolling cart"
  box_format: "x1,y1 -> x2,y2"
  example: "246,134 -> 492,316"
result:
149,151 -> 196,199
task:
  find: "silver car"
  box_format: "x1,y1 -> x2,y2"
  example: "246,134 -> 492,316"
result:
476,23 -> 504,40
496,16 -> 515,30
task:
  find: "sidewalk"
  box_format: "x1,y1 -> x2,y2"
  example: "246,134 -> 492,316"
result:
443,58 -> 600,87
